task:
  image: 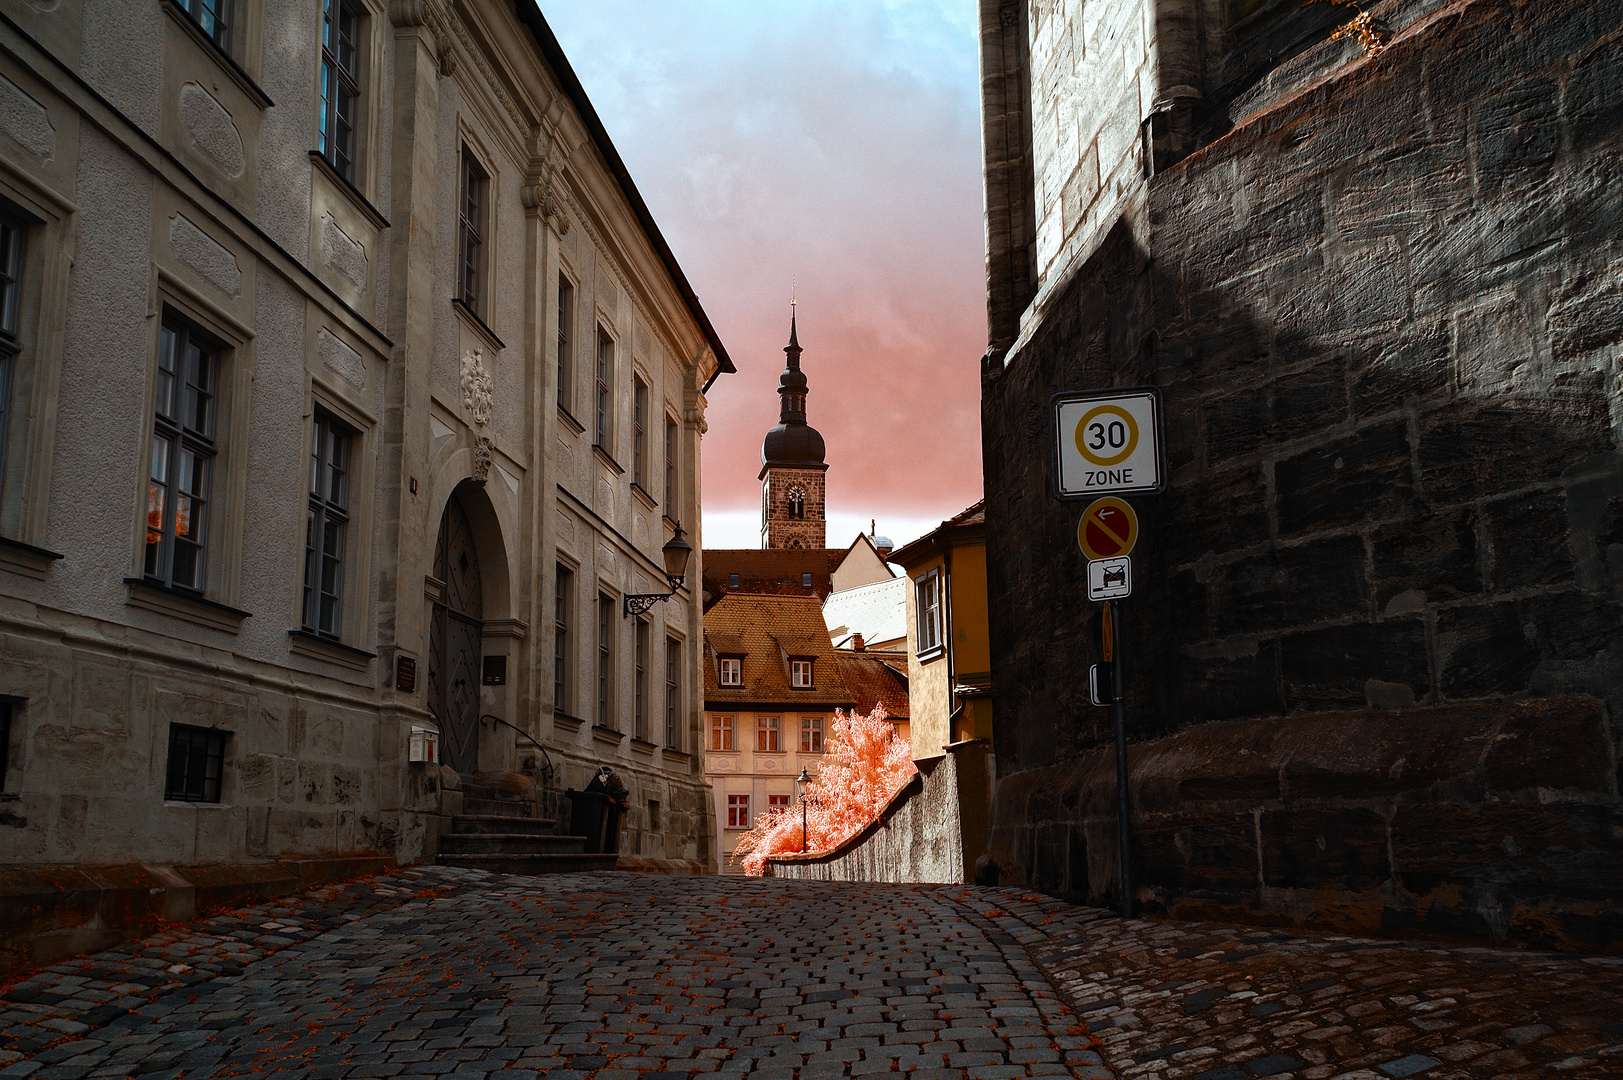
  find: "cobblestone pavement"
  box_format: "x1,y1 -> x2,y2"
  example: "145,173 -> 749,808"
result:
0,869 -> 1112,1079
963,891 -> 1623,1080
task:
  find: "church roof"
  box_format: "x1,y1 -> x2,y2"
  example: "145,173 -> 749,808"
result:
760,312 -> 827,473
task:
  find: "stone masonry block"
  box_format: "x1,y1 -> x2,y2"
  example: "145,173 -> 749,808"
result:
1277,617 -> 1430,713
1370,507 -> 1482,613
1214,536 -> 1368,637
1483,489 -> 1575,593
1275,418 -> 1413,537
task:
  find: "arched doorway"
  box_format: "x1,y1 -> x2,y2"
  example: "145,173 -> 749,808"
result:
429,492 -> 483,773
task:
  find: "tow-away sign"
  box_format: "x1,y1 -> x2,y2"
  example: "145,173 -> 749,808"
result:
1053,387 -> 1165,498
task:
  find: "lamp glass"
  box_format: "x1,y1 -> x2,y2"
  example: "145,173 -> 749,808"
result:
662,526 -> 693,581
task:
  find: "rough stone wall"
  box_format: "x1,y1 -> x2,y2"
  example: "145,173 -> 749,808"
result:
762,468 -> 826,550
980,0 -> 1623,949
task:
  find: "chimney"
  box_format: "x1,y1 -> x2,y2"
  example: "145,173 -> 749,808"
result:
850,633 -> 866,651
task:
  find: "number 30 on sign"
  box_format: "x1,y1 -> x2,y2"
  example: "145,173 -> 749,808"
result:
1052,387 -> 1165,498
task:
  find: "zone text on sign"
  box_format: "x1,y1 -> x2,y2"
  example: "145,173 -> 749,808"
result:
1053,388 -> 1164,498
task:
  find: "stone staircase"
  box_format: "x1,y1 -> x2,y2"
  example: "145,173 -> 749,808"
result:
435,774 -> 618,876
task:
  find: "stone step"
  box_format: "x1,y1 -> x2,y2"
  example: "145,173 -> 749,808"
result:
462,796 -> 538,817
452,815 -> 558,836
434,852 -> 619,876
439,833 -> 588,855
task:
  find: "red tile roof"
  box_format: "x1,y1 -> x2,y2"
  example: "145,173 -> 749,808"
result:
835,651 -> 911,718
703,592 -> 851,706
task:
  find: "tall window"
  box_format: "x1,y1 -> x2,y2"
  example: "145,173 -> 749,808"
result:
0,212 -> 22,505
179,0 -> 231,52
726,794 -> 749,828
710,714 -> 733,751
556,277 -> 573,414
303,411 -> 353,638
554,565 -> 572,712
664,417 -> 677,511
665,637 -> 681,747
146,321 -> 218,592
595,328 -> 612,449
596,593 -> 614,729
165,724 -> 226,803
458,152 -> 487,316
800,716 -> 822,754
719,657 -> 742,687
756,716 -> 781,752
790,660 -> 813,689
916,568 -> 943,656
632,378 -> 648,488
318,0 -> 361,183
0,700 -> 12,792
634,618 -> 649,740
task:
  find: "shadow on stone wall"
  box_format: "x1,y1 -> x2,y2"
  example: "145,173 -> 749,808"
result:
980,0 -> 1623,951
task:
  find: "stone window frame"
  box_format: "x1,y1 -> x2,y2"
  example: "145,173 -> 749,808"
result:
555,269 -> 578,423
663,410 -> 680,520
127,271 -> 257,633
631,373 -> 650,494
633,615 -> 651,741
800,715 -> 822,754
145,316 -> 222,595
163,722 -> 228,804
160,0 -> 272,109
594,322 -> 617,455
289,360 -> 379,668
0,173 -> 73,579
553,558 -> 577,719
596,589 -> 617,731
316,0 -> 364,184
664,633 -> 683,750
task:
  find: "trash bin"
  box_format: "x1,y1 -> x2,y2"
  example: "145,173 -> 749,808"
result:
566,766 -> 629,854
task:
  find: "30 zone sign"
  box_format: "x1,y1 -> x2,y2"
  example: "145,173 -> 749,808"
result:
1053,387 -> 1165,498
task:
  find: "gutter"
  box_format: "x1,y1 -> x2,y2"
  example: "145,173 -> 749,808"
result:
512,2 -> 737,387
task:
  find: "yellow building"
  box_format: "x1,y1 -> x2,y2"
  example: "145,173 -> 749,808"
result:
702,591 -> 907,873
891,503 -> 991,761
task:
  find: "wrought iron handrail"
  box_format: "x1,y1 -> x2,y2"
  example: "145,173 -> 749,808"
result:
480,713 -> 556,787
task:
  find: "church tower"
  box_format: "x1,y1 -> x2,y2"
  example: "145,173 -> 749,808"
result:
760,310 -> 827,549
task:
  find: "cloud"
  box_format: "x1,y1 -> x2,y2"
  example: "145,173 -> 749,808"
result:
545,1 -> 986,544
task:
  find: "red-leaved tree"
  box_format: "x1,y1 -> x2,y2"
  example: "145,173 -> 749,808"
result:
731,704 -> 915,876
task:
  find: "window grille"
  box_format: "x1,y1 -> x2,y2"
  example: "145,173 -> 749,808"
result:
800,716 -> 822,753
726,793 -> 749,828
757,716 -> 781,752
790,660 -> 813,689
165,724 -> 226,803
719,657 -> 742,686
710,714 -> 733,751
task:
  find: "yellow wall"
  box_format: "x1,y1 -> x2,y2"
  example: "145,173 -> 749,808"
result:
904,538 -> 992,759
904,554 -> 953,760
949,544 -> 990,678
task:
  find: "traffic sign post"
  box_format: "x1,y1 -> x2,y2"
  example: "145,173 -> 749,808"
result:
1060,392 -> 1165,921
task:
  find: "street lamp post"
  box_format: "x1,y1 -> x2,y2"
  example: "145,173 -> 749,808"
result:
622,524 -> 694,617
795,767 -> 810,853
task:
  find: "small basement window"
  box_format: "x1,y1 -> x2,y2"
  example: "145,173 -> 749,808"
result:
165,723 -> 226,803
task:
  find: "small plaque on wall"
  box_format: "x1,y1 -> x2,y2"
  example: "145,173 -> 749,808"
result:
482,655 -> 507,685
395,655 -> 417,693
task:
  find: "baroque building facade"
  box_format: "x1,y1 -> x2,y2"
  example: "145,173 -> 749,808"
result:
0,0 -> 728,871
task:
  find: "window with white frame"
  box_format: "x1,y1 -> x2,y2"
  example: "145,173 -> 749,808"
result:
709,713 -> 733,751
800,716 -> 822,754
146,319 -> 219,592
0,210 -> 22,508
790,659 -> 813,689
718,656 -> 742,687
302,410 -> 353,638
756,716 -> 781,752
726,793 -> 749,828
916,567 -> 943,656
318,0 -> 362,182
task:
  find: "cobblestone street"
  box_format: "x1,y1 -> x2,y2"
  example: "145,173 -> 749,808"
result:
2,870 -> 1620,1080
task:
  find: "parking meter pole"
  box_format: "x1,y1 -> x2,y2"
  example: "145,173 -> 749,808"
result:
1109,599 -> 1134,919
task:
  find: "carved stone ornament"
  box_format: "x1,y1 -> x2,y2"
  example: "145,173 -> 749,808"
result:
460,349 -> 493,427
472,435 -> 494,484
521,180 -> 571,235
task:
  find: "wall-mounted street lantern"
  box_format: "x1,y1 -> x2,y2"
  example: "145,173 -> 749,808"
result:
796,767 -> 811,852
623,524 -> 693,617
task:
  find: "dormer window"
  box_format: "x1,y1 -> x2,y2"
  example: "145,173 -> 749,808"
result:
790,659 -> 813,689
719,657 -> 742,687
729,572 -> 740,588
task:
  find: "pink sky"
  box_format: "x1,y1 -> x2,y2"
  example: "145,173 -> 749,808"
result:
544,2 -> 987,549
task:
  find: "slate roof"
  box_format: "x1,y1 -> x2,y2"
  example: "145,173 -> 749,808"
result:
890,500 -> 987,568
703,592 -> 852,707
835,651 -> 910,718
823,576 -> 908,649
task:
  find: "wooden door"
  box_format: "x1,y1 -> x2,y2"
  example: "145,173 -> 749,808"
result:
429,494 -> 484,774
